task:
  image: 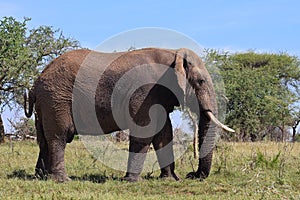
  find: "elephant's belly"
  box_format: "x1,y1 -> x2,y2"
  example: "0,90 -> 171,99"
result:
72,106 -> 125,135
96,110 -> 126,135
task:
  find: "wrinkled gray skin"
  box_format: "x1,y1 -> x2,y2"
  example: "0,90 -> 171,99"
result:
24,48 -> 219,182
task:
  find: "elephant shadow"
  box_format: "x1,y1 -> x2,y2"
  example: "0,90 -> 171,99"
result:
7,169 -> 158,183
7,169 -> 36,180
69,174 -> 109,183
7,169 -> 109,183
70,173 -> 156,183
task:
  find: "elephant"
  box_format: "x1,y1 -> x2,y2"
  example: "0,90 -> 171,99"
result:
24,47 -> 234,182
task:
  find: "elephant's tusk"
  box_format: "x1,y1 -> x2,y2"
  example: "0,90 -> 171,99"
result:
206,112 -> 235,133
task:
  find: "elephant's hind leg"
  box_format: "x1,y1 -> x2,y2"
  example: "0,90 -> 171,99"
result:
152,117 -> 180,181
35,115 -> 50,179
42,111 -> 72,182
47,138 -> 69,182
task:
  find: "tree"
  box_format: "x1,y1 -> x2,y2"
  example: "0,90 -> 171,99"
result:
0,17 -> 80,142
205,50 -> 300,141
0,116 -> 4,143
291,111 -> 300,142
9,117 -> 36,140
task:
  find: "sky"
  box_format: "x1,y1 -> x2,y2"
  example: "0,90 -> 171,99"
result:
1,0 -> 299,55
1,0 -> 300,131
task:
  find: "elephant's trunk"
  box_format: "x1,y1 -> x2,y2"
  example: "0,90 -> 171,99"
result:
195,110 -> 234,179
196,111 -> 216,178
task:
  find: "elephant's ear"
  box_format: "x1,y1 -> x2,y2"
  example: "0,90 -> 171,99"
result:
174,49 -> 187,96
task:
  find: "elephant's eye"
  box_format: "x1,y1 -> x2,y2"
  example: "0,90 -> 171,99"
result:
194,79 -> 205,88
198,80 -> 205,85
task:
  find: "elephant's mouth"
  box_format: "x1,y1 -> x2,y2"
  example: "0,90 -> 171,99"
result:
205,111 -> 235,133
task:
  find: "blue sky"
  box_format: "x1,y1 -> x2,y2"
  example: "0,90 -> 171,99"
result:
1,0 -> 299,55
1,0 -> 300,131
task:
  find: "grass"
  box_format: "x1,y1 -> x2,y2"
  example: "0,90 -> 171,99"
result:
0,140 -> 300,199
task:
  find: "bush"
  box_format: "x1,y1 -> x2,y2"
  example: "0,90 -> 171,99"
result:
9,117 -> 36,139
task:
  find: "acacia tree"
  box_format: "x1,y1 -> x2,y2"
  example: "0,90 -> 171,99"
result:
205,50 -> 300,141
291,110 -> 300,142
0,17 -> 80,143
0,117 -> 3,142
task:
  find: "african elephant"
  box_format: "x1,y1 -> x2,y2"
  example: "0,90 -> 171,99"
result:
24,48 -> 234,182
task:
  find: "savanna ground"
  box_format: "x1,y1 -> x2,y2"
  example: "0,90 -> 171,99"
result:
0,139 -> 300,199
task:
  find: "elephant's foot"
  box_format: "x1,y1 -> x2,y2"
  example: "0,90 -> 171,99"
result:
48,169 -> 71,183
186,171 -> 208,181
50,173 -> 71,183
122,173 -> 141,182
159,171 -> 180,181
158,163 -> 180,181
35,168 -> 71,183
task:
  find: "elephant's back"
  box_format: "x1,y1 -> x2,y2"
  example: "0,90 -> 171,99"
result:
40,49 -> 91,80
33,49 -> 92,105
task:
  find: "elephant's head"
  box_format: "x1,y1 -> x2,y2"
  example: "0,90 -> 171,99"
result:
174,48 -> 234,179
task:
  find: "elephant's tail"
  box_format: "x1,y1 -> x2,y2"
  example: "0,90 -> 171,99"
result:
24,89 -> 36,118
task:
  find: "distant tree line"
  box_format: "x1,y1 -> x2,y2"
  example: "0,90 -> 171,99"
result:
0,17 -> 299,143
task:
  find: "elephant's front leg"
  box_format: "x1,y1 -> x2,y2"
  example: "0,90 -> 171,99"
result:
152,117 -> 180,181
123,136 -> 152,182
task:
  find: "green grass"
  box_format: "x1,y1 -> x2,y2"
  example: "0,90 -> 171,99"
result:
1,140 -> 300,199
